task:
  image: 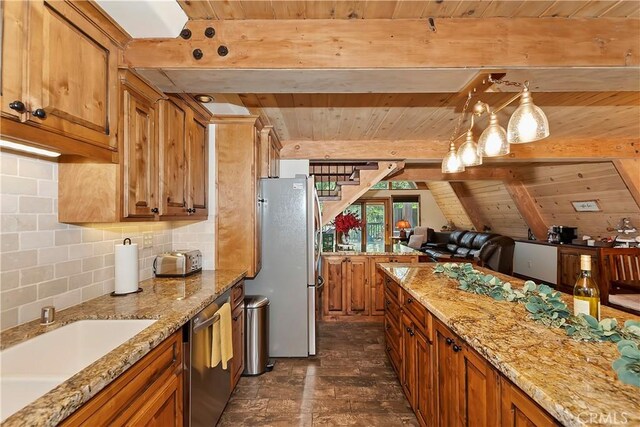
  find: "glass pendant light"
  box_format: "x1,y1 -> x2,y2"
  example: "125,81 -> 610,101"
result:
507,86 -> 550,143
478,112 -> 510,157
442,142 -> 465,173
457,130 -> 482,166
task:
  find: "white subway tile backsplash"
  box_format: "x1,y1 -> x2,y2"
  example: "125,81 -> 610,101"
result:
1,176 -> 38,195
55,229 -> 82,246
1,285 -> 37,311
20,196 -> 52,213
38,278 -> 68,299
19,158 -> 53,180
20,265 -> 54,286
20,230 -> 54,249
1,270 -> 19,292
54,260 -> 82,278
1,151 -> 213,330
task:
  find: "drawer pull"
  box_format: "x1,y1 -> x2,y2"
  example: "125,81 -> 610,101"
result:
446,337 -> 453,345
453,344 -> 462,352
407,297 -> 413,304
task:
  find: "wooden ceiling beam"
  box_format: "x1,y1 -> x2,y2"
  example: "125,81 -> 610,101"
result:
387,165 -> 520,181
280,138 -> 639,161
124,18 -> 639,69
612,159 -> 640,209
449,182 -> 485,232
503,181 -> 549,241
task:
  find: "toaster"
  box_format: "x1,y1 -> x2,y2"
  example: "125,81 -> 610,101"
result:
154,250 -> 202,277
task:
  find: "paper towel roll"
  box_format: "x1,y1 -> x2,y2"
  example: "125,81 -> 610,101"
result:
114,240 -> 139,294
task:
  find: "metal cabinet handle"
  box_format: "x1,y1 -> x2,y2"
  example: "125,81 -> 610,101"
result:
9,101 -> 26,113
453,344 -> 462,352
407,297 -> 413,304
385,300 -> 391,306
151,207 -> 159,214
446,337 -> 453,345
32,108 -> 47,119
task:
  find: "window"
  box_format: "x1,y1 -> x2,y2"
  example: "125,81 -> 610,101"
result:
371,181 -> 388,190
338,200 -> 389,252
391,181 -> 417,190
392,195 -> 420,236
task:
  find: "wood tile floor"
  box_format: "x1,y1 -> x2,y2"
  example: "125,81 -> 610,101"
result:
219,322 -> 418,426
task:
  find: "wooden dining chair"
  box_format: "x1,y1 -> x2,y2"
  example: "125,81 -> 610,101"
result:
598,247 -> 640,314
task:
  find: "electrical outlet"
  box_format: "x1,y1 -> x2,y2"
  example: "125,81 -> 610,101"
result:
143,232 -> 153,249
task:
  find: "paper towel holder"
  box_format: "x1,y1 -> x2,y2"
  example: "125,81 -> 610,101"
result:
111,238 -> 143,297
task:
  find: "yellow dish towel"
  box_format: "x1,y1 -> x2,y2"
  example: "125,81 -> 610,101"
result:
210,302 -> 233,369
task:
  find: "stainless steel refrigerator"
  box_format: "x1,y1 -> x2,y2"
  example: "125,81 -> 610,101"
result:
245,176 -> 322,357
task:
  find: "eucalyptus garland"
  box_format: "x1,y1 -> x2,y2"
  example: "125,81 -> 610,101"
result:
433,263 -> 640,387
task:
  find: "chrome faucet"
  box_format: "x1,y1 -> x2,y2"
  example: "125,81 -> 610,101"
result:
40,306 -> 56,325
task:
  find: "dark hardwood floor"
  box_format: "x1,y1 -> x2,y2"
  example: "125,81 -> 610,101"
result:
219,322 -> 418,426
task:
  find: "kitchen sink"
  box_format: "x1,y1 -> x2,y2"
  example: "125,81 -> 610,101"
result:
0,319 -> 156,421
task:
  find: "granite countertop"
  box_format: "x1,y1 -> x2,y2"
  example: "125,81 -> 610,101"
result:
0,269 -> 246,427
323,243 -> 422,256
378,263 -> 639,427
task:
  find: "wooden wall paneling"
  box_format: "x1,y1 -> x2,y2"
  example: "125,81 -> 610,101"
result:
449,182 -> 485,232
503,181 -> 548,240
427,182 -> 475,230
520,163 -> 640,239
613,159 -> 640,209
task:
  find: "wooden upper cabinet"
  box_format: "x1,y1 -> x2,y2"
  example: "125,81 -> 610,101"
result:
187,114 -> 208,216
159,97 -> 188,217
1,0 -> 122,160
258,125 -> 282,178
121,71 -> 162,219
215,115 -> 261,277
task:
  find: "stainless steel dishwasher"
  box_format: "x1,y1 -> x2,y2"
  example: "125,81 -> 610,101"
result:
185,289 -> 232,426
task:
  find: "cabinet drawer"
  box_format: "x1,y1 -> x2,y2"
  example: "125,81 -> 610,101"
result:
402,289 -> 427,334
232,281 -> 245,309
384,276 -> 401,302
384,293 -> 401,324
385,342 -> 401,376
385,316 -> 401,353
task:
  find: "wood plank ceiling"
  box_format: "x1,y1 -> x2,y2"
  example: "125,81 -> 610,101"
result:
178,0 -> 640,20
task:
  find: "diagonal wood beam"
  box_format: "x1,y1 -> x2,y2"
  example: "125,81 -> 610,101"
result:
449,182 -> 485,232
280,138 -> 639,161
124,18 -> 639,69
321,161 -> 399,226
503,181 -> 548,241
612,159 -> 640,209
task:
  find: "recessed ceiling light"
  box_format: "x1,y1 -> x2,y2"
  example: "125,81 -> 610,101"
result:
194,94 -> 214,103
0,139 -> 61,158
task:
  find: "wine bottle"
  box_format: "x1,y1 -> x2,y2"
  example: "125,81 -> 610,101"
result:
573,254 -> 600,320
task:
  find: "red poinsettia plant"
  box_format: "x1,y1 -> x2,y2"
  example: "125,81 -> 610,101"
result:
333,212 -> 362,234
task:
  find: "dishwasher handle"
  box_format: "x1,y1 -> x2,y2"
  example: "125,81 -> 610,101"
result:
193,312 -> 221,333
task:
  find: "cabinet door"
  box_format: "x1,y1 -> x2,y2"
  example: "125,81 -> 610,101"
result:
231,304 -> 245,390
254,127 -> 262,274
121,87 -> 157,219
371,257 -> 391,315
27,0 -> 118,148
501,380 -> 558,427
401,314 -> 417,408
458,344 -> 500,427
269,138 -> 279,177
415,330 -> 432,427
186,113 -> 208,216
1,0 -> 28,121
159,98 -> 188,217
126,373 -> 183,427
346,256 -> 369,315
434,320 -> 459,427
323,257 -> 346,316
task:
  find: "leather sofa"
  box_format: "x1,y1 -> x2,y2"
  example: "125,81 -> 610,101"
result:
409,228 -> 515,275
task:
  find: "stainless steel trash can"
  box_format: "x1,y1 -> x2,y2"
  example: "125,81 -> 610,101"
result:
243,295 -> 270,375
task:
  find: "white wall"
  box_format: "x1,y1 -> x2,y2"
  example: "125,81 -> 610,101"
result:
513,241 -> 558,285
172,125 -> 216,270
363,189 -> 448,230
280,160 -> 309,178
0,151 -> 173,330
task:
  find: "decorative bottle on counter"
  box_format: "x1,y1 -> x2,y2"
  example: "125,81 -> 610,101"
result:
573,255 -> 600,320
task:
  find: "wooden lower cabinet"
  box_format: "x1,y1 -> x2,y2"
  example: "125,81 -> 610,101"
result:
384,278 -> 558,427
62,330 -> 183,426
231,303 -> 245,390
322,254 -> 418,320
557,246 -> 599,294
